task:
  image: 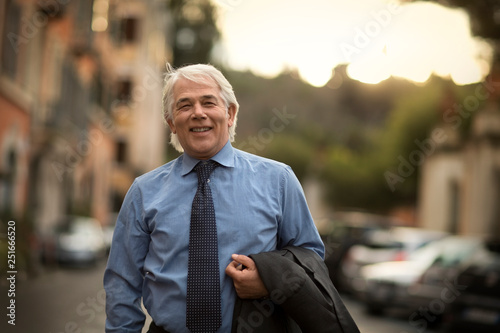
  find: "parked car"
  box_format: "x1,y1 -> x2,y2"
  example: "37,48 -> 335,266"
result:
341,226 -> 448,294
103,212 -> 119,253
444,239 -> 500,333
42,216 -> 107,266
357,235 -> 484,316
321,211 -> 397,292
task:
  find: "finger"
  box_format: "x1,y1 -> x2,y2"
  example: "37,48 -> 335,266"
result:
225,260 -> 242,277
231,254 -> 256,270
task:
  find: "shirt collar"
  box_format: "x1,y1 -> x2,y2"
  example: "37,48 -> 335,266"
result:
180,140 -> 235,176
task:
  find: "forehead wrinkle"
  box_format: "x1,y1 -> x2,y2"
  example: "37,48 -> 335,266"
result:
200,94 -> 218,101
176,94 -> 219,105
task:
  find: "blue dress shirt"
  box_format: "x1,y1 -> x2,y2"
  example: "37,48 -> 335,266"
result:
103,141 -> 324,333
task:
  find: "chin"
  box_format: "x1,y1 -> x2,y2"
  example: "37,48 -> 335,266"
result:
187,147 -> 216,159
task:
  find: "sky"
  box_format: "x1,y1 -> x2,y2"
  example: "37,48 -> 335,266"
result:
212,0 -> 493,87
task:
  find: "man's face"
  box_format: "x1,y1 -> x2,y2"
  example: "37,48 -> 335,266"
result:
167,77 -> 236,160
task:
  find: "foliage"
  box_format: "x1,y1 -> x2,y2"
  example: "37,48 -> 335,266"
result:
256,134 -> 315,182
164,59 -> 485,214
164,0 -> 499,214
320,76 -> 448,212
320,145 -> 395,211
226,69 -> 452,212
169,0 -> 220,66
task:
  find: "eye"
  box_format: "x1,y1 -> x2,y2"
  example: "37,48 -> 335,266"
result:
178,104 -> 191,111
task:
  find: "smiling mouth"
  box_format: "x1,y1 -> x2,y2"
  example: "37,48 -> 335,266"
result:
191,127 -> 212,132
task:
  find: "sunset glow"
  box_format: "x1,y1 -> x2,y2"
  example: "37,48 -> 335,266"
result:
215,0 -> 493,87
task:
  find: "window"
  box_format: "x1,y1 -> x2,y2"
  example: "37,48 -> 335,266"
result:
121,17 -> 138,43
117,79 -> 132,101
108,15 -> 140,45
0,149 -> 17,214
493,169 -> 500,235
1,0 -> 22,79
116,141 -> 127,164
448,180 -> 460,234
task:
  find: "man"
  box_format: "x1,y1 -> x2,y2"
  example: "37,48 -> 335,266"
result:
103,63 -> 324,332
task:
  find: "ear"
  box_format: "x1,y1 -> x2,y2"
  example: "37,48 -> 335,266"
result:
167,118 -> 176,134
227,104 -> 237,127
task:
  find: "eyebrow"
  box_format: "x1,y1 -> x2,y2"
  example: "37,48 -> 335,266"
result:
200,94 -> 218,101
175,97 -> 192,108
175,95 -> 219,107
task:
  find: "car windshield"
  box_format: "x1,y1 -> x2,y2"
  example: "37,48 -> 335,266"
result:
408,236 -> 482,266
55,217 -> 102,235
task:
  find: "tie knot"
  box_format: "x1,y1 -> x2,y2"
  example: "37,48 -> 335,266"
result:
195,160 -> 218,183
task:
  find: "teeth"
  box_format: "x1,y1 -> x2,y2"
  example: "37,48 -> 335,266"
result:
192,127 -> 210,132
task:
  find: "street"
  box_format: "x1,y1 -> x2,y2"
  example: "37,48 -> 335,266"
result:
1,261 -> 436,333
1,261 -> 114,333
343,294 -> 438,333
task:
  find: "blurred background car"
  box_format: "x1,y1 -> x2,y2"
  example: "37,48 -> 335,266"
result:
444,239 -> 500,333
357,235 -> 485,317
41,216 -> 107,266
321,211 -> 400,292
103,212 -> 119,253
340,226 -> 448,294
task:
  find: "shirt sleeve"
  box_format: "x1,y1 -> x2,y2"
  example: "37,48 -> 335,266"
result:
278,166 -> 325,259
103,180 -> 151,332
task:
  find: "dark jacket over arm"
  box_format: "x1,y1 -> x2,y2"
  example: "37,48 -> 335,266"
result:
231,246 -> 360,333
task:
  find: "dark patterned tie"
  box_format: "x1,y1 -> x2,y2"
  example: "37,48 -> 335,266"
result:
186,160 -> 222,332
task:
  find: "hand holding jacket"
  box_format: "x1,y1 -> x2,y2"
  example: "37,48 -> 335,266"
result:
226,254 -> 269,299
230,246 -> 360,333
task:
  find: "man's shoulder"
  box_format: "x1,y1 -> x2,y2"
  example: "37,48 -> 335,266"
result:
233,148 -> 290,171
235,149 -> 293,177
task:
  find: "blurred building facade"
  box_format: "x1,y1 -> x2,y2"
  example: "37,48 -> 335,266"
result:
416,0 -> 500,239
418,72 -> 500,238
0,0 -> 171,236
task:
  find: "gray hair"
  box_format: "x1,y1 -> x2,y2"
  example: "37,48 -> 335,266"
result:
162,63 -> 239,153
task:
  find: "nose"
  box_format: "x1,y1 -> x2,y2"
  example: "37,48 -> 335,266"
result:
192,103 -> 207,119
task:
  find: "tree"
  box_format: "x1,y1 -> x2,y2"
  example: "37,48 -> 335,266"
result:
258,134 -> 315,182
320,77 -> 451,212
169,0 -> 220,66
